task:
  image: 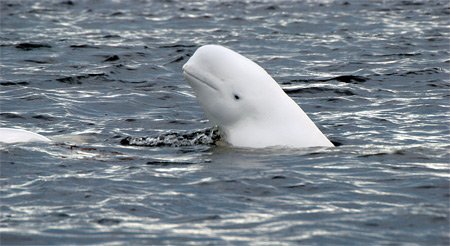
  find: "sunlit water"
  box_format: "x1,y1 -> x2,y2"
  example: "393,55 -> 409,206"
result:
1,0 -> 449,245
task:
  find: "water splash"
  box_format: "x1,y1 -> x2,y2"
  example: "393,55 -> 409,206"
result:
120,127 -> 221,147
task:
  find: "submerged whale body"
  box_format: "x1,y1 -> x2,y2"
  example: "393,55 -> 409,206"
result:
0,128 -> 51,144
182,45 -> 334,148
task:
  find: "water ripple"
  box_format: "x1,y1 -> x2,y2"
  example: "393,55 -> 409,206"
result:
1,0 -> 449,245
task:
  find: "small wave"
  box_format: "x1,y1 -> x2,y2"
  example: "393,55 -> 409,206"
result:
373,67 -> 443,77
286,75 -> 368,84
121,127 -> 221,147
103,55 -> 120,62
0,113 -> 25,119
0,81 -> 29,86
69,44 -> 100,49
15,43 -> 52,51
55,73 -> 109,84
283,86 -> 355,96
159,44 -> 197,49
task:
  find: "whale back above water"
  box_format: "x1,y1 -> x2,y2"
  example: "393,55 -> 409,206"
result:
182,45 -> 334,148
0,128 -> 51,144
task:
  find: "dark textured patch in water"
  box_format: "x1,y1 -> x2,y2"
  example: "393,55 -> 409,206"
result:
24,59 -> 49,64
110,11 -> 124,16
1,81 -> 29,86
103,55 -> 120,62
373,68 -> 443,78
146,160 -> 195,166
15,43 -> 52,50
168,120 -> 189,125
332,75 -> 368,83
32,115 -> 55,121
97,218 -> 121,226
54,213 -> 70,218
330,140 -> 343,146
60,0 -> 75,6
70,44 -> 99,49
358,150 -> 411,158
271,175 -> 287,180
285,183 -> 313,190
397,1 -> 425,6
284,87 -> 355,96
103,34 -> 121,39
121,127 -> 221,147
56,73 -> 108,84
364,222 -> 380,227
359,153 -> 389,158
0,113 -> 25,119
415,185 -> 439,189
159,44 -> 197,48
169,56 -> 185,63
288,75 -> 368,84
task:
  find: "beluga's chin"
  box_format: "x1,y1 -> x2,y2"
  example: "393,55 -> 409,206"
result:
182,44 -> 334,148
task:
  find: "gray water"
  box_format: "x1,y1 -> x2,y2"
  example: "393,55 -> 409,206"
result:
1,0 -> 449,245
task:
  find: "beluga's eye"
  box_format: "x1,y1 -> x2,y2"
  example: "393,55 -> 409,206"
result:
233,94 -> 240,100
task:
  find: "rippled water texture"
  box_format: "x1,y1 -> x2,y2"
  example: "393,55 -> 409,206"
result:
1,0 -> 449,245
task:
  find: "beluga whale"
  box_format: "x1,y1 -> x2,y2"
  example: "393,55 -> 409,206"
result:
182,45 -> 334,148
0,128 -> 51,144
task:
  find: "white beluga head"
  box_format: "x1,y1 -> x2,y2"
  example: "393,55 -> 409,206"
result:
183,45 -> 333,148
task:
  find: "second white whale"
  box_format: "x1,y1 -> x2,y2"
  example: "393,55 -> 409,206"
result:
0,128 -> 51,144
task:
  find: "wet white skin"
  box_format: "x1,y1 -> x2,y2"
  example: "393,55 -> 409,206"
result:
0,128 -> 51,144
183,45 -> 333,148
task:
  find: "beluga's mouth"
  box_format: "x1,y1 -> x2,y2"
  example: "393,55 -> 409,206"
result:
183,66 -> 219,92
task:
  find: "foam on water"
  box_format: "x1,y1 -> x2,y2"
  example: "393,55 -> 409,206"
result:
121,127 -> 221,147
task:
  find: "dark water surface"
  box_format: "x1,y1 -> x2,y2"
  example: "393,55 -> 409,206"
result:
1,0 -> 449,245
